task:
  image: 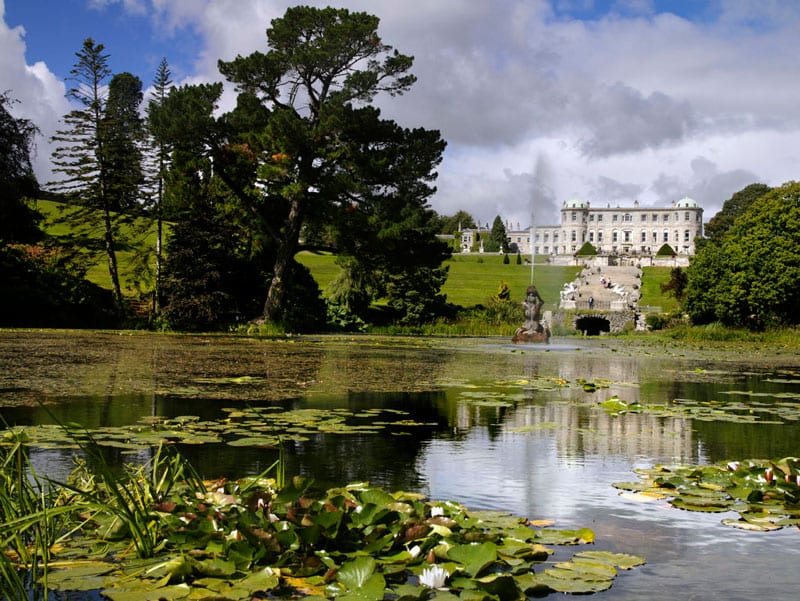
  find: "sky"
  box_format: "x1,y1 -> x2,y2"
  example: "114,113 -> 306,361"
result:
3,0 -> 799,228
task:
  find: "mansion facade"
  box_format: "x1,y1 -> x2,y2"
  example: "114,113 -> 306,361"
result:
461,197 -> 704,257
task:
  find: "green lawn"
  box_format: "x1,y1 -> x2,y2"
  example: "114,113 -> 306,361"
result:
35,199 -> 161,295
34,199 -> 676,313
297,251 -> 676,312
638,266 -> 679,313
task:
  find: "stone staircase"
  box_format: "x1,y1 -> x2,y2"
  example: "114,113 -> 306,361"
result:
559,265 -> 643,311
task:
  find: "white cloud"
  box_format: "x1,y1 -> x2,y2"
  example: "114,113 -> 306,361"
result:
3,0 -> 799,227
0,0 -> 69,184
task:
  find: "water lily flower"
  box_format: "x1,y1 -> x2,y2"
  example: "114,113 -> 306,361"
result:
419,565 -> 449,590
430,506 -> 444,517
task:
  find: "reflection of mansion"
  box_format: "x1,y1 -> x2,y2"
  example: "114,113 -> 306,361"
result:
461,197 -> 703,261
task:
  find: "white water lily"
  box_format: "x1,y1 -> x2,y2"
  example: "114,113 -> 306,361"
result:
430,506 -> 444,517
419,565 -> 449,590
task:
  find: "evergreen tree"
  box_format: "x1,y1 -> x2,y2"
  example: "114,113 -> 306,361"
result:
217,6 -> 445,323
487,215 -> 508,253
145,57 -> 174,315
50,38 -> 125,315
0,93 -> 41,243
102,72 -> 145,212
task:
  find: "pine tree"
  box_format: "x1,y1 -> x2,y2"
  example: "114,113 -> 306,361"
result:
50,38 -> 125,315
145,57 -> 173,315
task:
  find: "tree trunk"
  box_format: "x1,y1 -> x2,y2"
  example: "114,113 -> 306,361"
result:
263,197 -> 304,321
101,205 -> 125,317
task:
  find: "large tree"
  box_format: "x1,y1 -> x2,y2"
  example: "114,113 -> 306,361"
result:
703,183 -> 770,243
217,6 -> 444,323
145,57 -> 174,314
685,181 -> 800,329
439,210 -> 477,235
50,38 -> 125,314
486,215 -> 509,253
0,93 -> 41,242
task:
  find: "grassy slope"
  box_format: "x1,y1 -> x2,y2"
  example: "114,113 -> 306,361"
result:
34,199 -> 675,312
298,251 -> 675,312
34,199 -> 160,295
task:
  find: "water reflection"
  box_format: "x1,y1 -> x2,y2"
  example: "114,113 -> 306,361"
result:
3,332 -> 800,600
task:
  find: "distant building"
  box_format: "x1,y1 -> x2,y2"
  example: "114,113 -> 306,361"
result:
461,197 -> 703,258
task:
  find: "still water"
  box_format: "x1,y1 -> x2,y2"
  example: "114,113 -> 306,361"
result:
1,331 -> 799,600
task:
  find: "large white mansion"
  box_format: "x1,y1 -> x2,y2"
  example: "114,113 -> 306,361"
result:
461,197 -> 704,257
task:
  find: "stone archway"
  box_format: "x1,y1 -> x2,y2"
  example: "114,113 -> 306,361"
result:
575,315 -> 611,336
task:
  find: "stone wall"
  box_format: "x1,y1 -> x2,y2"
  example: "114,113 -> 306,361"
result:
552,310 -> 640,334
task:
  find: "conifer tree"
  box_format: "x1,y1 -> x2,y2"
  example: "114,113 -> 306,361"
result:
50,38 -> 125,315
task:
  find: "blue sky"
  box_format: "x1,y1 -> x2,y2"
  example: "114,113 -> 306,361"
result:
3,0 -> 800,227
5,0 -> 201,85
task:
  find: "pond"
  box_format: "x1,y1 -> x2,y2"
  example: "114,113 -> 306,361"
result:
1,330 -> 800,599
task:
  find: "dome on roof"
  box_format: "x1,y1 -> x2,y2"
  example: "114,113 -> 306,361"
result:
675,196 -> 699,208
563,198 -> 587,209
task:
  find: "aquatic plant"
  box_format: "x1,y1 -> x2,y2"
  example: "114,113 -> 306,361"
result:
614,456 -> 800,531
1,425 -> 646,599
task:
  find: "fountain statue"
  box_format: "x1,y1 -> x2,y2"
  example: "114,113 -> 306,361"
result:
512,284 -> 550,343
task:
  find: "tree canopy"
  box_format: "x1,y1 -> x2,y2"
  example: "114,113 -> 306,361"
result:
703,183 -> 770,243
685,181 -> 800,329
0,93 -> 41,242
211,6 -> 448,325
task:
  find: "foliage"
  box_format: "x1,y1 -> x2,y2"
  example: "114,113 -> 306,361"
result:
685,181 -> 800,329
438,210 -> 476,235
216,6 -> 447,324
0,92 -> 42,243
655,243 -> 675,256
485,215 -> 508,253
101,72 -> 145,212
0,243 -> 118,328
494,280 -> 511,302
160,203 -> 265,332
644,314 -> 666,330
576,241 -> 597,256
659,267 -> 687,302
704,183 -> 770,243
614,457 -> 800,531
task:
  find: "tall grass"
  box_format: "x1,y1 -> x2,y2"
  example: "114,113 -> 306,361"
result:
59,424 -> 207,558
0,426 -> 76,597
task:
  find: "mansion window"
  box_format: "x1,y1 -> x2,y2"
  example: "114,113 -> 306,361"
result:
589,214 -> 595,221
663,231 -> 668,242
612,214 -> 618,222
597,214 -> 603,222
612,231 -> 618,242
571,212 -> 577,221
624,231 -> 631,242
623,213 -> 632,222
685,212 -> 690,221
571,231 -> 577,241
684,230 -> 690,241
641,214 -> 647,222
589,232 -> 594,242
641,232 -> 647,242
663,214 -> 669,221
598,232 -> 604,241
652,214 -> 658,221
